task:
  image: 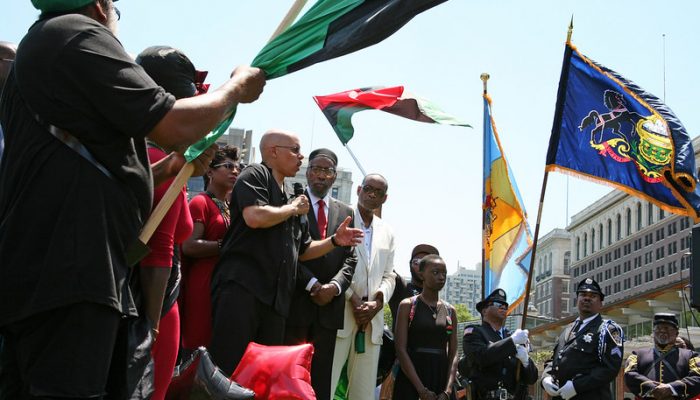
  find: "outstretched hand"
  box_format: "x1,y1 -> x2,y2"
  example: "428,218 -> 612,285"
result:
332,216 -> 363,246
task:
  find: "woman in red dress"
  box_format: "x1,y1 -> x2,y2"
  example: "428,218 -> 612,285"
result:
180,146 -> 240,350
136,45 -> 214,400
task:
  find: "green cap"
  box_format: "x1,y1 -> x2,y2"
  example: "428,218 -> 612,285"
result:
31,0 -> 104,13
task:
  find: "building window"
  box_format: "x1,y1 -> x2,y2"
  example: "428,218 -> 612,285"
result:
668,261 -> 678,275
616,214 -> 622,240
583,233 -> 588,257
626,208 -> 632,236
636,203 -> 642,230
563,252 -> 571,275
648,203 -> 654,225
576,237 -> 580,260
591,229 -> 596,253
599,223 -> 603,249
659,209 -> 665,220
607,219 -> 612,245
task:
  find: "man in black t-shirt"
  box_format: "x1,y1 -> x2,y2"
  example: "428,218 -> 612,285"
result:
209,130 -> 363,375
0,1 -> 264,398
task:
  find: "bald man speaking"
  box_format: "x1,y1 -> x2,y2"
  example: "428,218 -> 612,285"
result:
209,130 -> 363,374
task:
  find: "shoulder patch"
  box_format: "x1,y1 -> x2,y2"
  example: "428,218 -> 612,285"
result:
604,320 -> 624,347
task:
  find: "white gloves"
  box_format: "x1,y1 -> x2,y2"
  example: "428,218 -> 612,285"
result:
541,376 -> 559,396
510,328 -> 529,345
558,380 -> 577,400
515,345 -> 529,366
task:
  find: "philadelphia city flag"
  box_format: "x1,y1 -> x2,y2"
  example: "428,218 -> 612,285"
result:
546,43 -> 700,221
483,93 -> 533,314
313,86 -> 469,145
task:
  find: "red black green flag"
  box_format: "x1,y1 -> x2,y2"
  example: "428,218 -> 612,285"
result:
313,86 -> 469,144
253,0 -> 449,79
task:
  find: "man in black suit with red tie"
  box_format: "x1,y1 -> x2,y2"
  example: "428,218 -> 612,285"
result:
284,148 -> 357,400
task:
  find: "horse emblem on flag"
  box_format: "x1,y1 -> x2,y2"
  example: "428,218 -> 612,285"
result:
579,89 -> 673,184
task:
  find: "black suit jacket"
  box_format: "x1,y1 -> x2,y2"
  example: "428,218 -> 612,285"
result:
287,193 -> 357,330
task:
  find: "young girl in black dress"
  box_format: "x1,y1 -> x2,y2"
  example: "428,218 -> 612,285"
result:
393,254 -> 459,400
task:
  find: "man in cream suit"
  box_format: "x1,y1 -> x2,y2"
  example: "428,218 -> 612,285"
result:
330,173 -> 396,399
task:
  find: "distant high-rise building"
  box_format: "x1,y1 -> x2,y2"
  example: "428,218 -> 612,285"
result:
187,127 -> 253,198
444,264 -> 482,316
532,228 -> 573,320
562,136 -> 700,309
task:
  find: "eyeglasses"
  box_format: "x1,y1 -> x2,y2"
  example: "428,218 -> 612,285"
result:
653,325 -> 675,333
275,145 -> 301,155
361,185 -> 386,197
213,162 -> 240,171
114,6 -> 121,20
308,166 -> 336,177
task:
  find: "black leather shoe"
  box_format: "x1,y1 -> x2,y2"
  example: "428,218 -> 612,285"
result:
192,347 -> 255,400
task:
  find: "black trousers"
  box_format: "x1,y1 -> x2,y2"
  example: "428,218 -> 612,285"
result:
209,281 -> 286,376
0,303 -> 121,400
284,320 -> 338,400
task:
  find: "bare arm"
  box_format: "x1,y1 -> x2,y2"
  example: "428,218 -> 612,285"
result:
139,266 -> 170,333
242,199 -> 303,229
150,146 -> 217,187
444,306 -> 459,395
181,222 -> 220,258
147,66 -> 265,152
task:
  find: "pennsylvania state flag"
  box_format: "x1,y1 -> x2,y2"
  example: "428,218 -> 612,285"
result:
483,94 -> 532,313
546,43 -> 700,221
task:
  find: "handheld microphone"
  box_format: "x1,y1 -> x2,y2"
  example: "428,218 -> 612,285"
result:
292,183 -> 308,227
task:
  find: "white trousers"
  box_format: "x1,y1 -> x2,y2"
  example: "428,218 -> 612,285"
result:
330,322 -> 380,400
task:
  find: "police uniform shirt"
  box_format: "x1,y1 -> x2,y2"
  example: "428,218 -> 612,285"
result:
542,314 -> 623,400
462,321 -> 538,395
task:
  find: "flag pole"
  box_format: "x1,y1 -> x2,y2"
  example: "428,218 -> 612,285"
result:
343,143 -> 368,177
127,2 -> 308,264
480,72 -> 489,300
268,0 -> 309,43
518,17 -> 574,328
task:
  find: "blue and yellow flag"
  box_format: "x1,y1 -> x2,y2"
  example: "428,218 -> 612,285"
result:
483,94 -> 533,314
546,43 -> 700,221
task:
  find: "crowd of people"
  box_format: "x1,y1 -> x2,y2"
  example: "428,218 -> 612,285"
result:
2,2 -> 700,400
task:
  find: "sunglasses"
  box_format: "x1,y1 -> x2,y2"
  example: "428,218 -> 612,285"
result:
275,145 -> 301,155
489,302 -> 508,310
213,162 -> 239,171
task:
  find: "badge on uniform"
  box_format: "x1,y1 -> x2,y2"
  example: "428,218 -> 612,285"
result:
583,333 -> 593,343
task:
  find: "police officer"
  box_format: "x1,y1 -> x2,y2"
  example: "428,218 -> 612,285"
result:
624,313 -> 700,399
541,278 -> 624,400
461,289 -> 538,400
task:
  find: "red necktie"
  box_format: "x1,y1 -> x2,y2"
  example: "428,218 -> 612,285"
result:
317,199 -> 327,239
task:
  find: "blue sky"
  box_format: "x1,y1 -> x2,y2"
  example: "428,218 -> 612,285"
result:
3,1 -> 699,277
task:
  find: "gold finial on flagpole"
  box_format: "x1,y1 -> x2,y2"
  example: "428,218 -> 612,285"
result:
566,15 -> 574,44
480,73 -> 490,94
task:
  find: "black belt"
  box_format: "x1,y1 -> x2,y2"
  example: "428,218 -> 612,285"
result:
413,347 -> 445,355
